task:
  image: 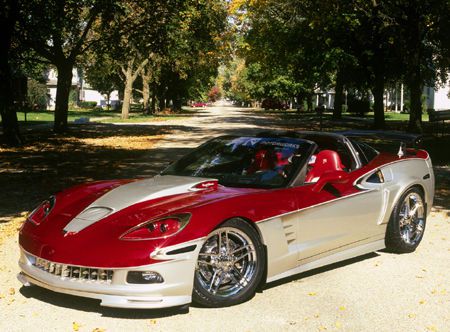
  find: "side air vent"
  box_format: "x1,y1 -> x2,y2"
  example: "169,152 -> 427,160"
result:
283,220 -> 297,245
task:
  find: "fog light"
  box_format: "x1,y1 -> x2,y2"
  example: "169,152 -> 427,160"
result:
127,271 -> 164,284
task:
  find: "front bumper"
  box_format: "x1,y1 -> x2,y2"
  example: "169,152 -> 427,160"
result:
17,239 -> 204,309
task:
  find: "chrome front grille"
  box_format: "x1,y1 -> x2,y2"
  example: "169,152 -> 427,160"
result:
32,256 -> 113,284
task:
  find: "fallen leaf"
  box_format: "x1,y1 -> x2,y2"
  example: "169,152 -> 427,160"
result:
8,288 -> 15,295
419,299 -> 426,305
426,325 -> 437,332
318,326 -> 327,331
308,292 -> 317,296
149,319 -> 157,325
73,322 -> 80,331
339,306 -> 346,311
431,289 -> 437,295
314,314 -> 320,318
92,328 -> 105,332
408,313 -> 416,318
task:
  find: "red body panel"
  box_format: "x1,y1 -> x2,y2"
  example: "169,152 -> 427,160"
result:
19,150 -> 427,268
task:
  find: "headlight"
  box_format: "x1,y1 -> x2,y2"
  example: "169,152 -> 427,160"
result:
28,196 -> 56,225
119,213 -> 191,241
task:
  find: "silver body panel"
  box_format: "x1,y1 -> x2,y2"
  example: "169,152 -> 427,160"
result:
257,157 -> 434,283
18,238 -> 205,308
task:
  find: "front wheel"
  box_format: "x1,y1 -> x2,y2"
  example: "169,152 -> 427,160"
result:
192,218 -> 265,307
385,188 -> 426,253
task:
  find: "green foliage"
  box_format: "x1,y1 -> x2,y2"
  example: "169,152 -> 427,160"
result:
27,79 -> 48,110
79,101 -> 97,108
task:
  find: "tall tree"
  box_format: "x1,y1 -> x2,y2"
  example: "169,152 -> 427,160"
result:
18,0 -> 117,132
391,0 -> 450,132
0,0 -> 22,145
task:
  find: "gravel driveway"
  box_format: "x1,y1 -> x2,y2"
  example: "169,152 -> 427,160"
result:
1,106 -> 449,331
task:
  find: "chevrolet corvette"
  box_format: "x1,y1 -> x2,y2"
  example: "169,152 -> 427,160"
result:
18,131 -> 435,308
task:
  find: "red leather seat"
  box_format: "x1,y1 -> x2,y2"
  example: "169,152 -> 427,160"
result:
305,150 -> 345,183
247,149 -> 277,174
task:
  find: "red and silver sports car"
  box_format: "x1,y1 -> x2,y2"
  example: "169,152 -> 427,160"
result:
18,132 -> 434,309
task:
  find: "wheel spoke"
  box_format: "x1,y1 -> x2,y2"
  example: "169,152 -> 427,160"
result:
208,269 -> 221,292
199,252 -> 218,257
225,231 -> 230,253
402,227 -> 412,244
409,203 -> 422,218
228,268 -> 244,286
404,196 -> 411,216
198,260 -> 215,267
399,217 -> 407,227
211,272 -> 225,294
217,232 -> 222,254
231,244 -> 253,255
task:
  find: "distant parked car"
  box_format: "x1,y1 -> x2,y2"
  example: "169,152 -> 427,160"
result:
261,99 -> 288,110
192,102 -> 209,107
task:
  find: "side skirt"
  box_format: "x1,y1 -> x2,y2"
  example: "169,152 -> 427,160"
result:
266,239 -> 385,283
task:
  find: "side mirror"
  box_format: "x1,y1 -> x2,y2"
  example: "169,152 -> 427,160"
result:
311,170 -> 349,193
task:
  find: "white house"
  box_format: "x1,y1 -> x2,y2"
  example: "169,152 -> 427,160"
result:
425,83 -> 450,110
46,68 -> 119,110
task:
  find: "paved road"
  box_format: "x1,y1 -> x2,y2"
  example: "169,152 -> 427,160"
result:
0,106 -> 449,332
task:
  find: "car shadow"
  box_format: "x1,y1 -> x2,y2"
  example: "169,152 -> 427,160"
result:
262,252 -> 379,291
19,252 -> 380,317
19,286 -> 189,318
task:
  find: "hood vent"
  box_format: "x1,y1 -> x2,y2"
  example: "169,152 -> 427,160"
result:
189,180 -> 218,191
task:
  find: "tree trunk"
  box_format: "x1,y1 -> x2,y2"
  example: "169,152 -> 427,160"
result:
141,69 -> 150,114
372,59 -> 385,129
0,0 -> 21,145
121,65 -> 133,119
372,80 -> 385,129
306,92 -> 313,112
172,95 -> 182,111
54,63 -> 73,133
333,70 -> 344,120
0,46 -> 22,146
408,74 -> 423,133
150,88 -> 156,114
296,93 -> 303,112
106,92 -> 111,111
120,59 -> 149,119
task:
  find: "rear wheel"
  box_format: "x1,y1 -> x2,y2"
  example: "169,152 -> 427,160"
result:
193,218 -> 265,307
385,188 -> 426,253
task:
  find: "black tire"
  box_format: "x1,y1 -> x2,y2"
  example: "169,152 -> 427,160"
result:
385,187 -> 426,253
192,218 -> 265,307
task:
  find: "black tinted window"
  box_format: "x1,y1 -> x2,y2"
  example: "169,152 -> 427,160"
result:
351,140 -> 379,164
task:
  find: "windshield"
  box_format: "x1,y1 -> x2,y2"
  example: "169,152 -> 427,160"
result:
162,136 -> 314,188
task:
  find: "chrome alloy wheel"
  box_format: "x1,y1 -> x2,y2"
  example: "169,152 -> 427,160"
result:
398,192 -> 425,245
196,227 -> 258,298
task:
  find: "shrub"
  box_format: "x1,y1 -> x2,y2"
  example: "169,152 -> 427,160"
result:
79,101 -> 97,108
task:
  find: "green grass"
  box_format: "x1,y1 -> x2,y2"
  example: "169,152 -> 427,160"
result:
254,108 -> 430,122
16,107 -> 195,124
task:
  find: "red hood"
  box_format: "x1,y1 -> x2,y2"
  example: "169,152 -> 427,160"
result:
19,176 -> 261,267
